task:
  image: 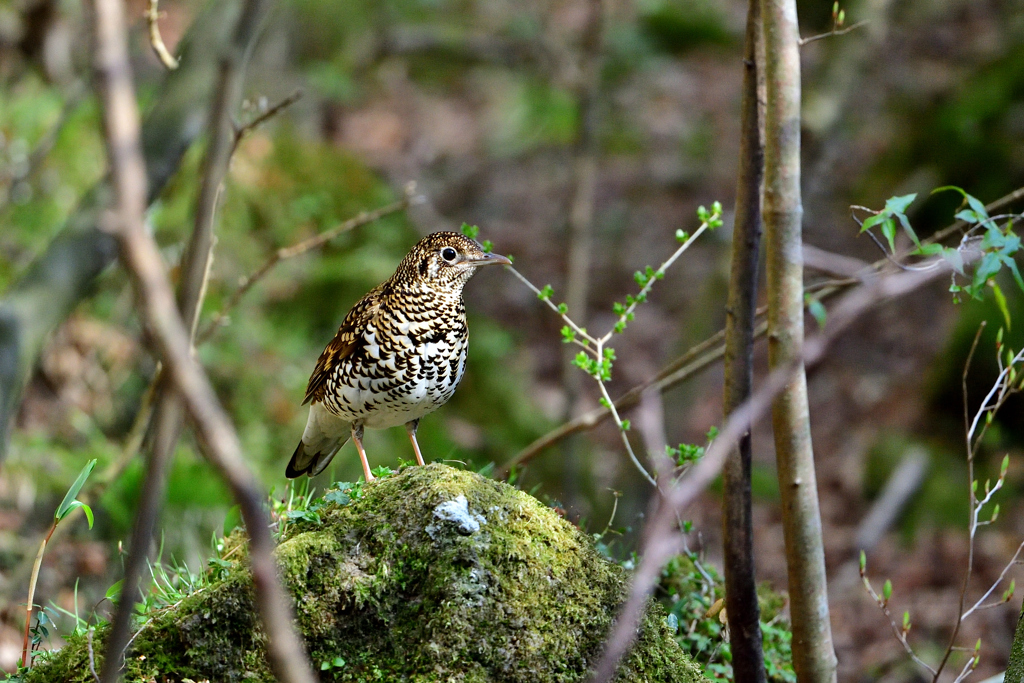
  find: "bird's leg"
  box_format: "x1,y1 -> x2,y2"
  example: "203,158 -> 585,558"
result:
351,423 -> 374,482
405,419 -> 425,466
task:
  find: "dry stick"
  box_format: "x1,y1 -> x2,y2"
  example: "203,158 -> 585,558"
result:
101,0 -> 278,677
145,0 -> 179,70
89,1 -> 315,683
721,0 -> 767,678
197,193 -> 414,344
763,0 -> 837,676
591,259 -> 955,682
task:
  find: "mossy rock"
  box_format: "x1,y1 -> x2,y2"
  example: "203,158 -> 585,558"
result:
27,464 -> 706,682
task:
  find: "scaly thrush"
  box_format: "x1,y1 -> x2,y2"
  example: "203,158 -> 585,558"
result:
286,232 -> 510,481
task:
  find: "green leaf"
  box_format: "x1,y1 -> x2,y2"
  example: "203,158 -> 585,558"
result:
992,283 -> 1012,331
859,212 -> 886,234
557,302 -> 568,315
885,193 -> 917,215
881,218 -> 897,253
805,295 -> 827,329
460,223 -> 479,239
106,579 -> 124,601
55,459 -> 97,522
538,284 -> 554,301
966,193 -> 990,221
1003,256 -> 1024,294
481,239 -> 493,253
59,500 -> 94,529
859,550 -> 866,573
882,579 -> 892,601
324,490 -> 351,506
1002,454 -> 1010,477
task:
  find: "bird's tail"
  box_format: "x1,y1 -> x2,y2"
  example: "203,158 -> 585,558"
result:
286,404 -> 350,478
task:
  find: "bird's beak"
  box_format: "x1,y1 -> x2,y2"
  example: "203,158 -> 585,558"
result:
466,252 -> 512,267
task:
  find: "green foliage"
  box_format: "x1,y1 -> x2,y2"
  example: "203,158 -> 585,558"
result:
659,554 -> 795,682
860,187 -> 1024,303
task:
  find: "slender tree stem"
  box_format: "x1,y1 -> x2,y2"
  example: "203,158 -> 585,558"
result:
721,0 -> 767,678
762,0 -> 836,679
100,0 -> 274,677
89,0 -> 315,681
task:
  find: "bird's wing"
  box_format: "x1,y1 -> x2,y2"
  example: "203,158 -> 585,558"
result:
302,288 -> 383,405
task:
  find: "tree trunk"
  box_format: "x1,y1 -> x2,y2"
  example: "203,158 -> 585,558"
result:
761,0 -> 837,680
721,0 -> 767,679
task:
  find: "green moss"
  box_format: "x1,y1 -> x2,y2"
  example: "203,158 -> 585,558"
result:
27,465 -> 705,683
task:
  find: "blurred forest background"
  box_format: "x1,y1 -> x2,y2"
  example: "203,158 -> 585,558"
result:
2,0 -> 1024,679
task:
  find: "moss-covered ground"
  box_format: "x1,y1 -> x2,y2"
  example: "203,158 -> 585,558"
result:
25,464 -> 706,682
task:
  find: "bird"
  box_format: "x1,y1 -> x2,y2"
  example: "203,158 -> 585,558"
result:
286,231 -> 511,481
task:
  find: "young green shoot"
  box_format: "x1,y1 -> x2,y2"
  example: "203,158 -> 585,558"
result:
22,459 -> 97,669
861,325 -> 1024,683
506,203 -> 723,486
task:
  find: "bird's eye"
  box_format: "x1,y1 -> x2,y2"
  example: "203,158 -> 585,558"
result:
441,247 -> 458,262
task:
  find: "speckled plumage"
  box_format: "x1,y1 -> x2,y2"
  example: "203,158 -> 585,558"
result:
286,232 -> 510,480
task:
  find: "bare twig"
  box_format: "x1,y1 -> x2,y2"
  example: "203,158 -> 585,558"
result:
103,89 -> 303,671
799,20 -> 868,45
859,568 -> 937,675
145,0 -> 179,69
860,320 -> 1024,682
197,191 -> 414,343
232,90 -> 302,152
89,1 -> 315,683
103,0 -> 283,674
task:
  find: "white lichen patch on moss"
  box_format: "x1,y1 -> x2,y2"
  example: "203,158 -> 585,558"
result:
427,493 -> 487,538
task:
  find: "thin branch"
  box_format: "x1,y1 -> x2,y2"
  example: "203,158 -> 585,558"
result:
197,192 -> 415,344
145,0 -> 179,70
799,20 -> 868,45
859,571 -> 937,676
232,90 -> 303,152
89,1 -> 316,683
504,217 -> 716,487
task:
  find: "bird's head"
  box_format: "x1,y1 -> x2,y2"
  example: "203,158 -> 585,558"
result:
396,232 -> 511,291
